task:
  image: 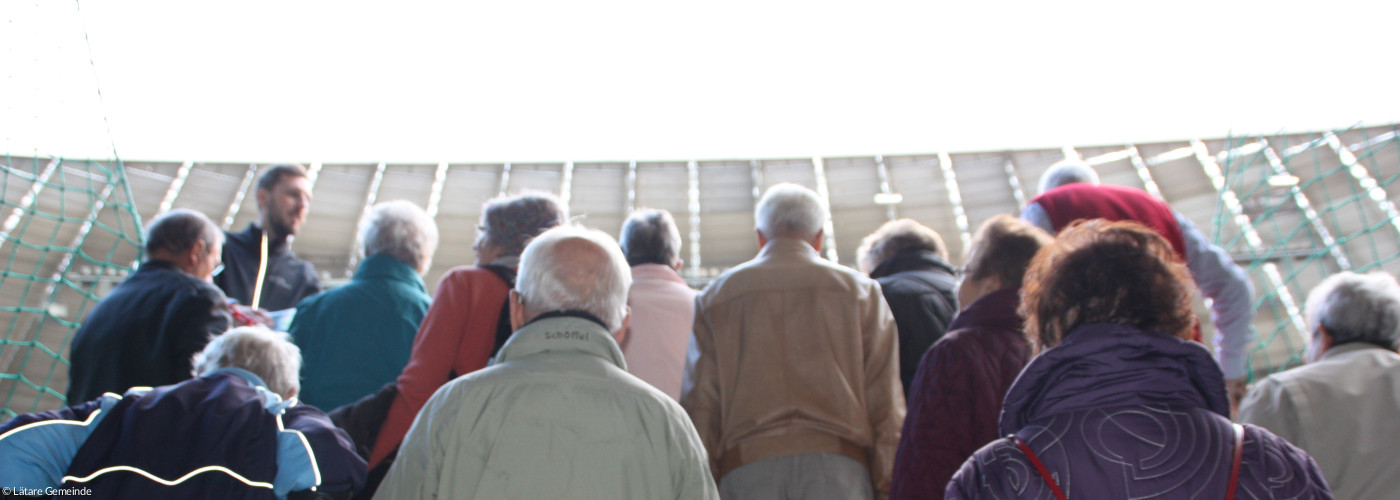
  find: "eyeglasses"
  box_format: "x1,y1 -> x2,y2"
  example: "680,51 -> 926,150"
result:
212,264 -> 225,277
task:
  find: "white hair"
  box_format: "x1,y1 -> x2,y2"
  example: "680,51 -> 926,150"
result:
359,200 -> 440,274
1305,271 -> 1400,351
516,225 -> 632,331
1038,160 -> 1101,194
191,326 -> 302,399
755,183 -> 827,240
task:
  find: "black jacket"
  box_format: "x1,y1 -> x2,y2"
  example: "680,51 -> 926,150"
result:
869,250 -> 958,398
215,224 -> 322,311
67,260 -> 232,403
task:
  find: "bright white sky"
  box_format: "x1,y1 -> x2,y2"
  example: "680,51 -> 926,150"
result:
3,1 -> 1398,163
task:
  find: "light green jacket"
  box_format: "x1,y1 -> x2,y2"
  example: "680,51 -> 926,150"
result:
377,315 -> 719,499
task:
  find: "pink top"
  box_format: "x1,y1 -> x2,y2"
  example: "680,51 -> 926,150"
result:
621,264 -> 697,400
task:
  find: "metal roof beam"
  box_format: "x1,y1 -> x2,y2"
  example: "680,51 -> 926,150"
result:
0,158 -> 60,252
347,162 -> 387,275
1127,146 -> 1165,200
811,156 -> 838,262
498,162 -> 512,197
626,160 -> 637,214
686,160 -> 702,277
157,160 -> 194,214
938,152 -> 972,258
1325,131 -> 1400,241
221,164 -> 259,230
1262,140 -> 1351,271
560,161 -> 574,209
875,155 -> 897,221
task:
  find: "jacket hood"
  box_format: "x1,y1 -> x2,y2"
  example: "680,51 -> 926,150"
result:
493,315 -> 628,371
869,249 -> 955,280
999,323 -> 1229,434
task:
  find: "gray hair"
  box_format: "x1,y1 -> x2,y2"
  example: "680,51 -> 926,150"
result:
755,183 -> 826,240
1038,160 -> 1101,194
1305,271 -> 1400,351
619,208 -> 682,267
145,208 -> 223,256
479,191 -> 569,257
191,326 -> 302,399
856,218 -> 949,274
359,200 -> 440,274
516,225 -> 631,331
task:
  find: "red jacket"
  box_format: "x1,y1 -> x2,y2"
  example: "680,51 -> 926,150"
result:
1031,183 -> 1187,259
889,288 -> 1032,500
368,266 -> 511,468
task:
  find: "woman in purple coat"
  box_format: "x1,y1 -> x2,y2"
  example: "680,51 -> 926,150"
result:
946,220 -> 1332,499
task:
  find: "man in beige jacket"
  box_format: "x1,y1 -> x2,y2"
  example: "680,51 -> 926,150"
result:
682,183 -> 905,500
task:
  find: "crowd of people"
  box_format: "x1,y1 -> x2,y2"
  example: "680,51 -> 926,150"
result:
1,160 -> 1393,499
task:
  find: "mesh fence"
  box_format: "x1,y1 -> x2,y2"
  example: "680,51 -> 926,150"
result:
1211,127 -> 1400,381
0,157 -> 143,418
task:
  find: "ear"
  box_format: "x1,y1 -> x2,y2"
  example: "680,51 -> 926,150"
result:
810,229 -> 824,252
509,290 -> 527,331
1316,324 -> 1335,353
755,229 -> 768,248
613,307 -> 631,344
672,259 -> 684,272
256,187 -> 271,210
188,240 -> 208,269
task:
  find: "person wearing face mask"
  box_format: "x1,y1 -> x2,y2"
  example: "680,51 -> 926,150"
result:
214,164 -> 321,314
66,208 -> 233,404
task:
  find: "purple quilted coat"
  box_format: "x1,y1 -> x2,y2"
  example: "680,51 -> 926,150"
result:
946,323 -> 1332,499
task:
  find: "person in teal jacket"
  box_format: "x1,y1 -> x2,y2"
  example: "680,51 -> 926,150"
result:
289,200 -> 439,411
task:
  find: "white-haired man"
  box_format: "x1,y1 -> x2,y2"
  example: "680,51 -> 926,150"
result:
290,200 -> 439,410
1021,161 -> 1256,404
1240,271 -> 1400,500
0,327 -> 367,499
376,226 -> 718,499
683,183 -> 904,499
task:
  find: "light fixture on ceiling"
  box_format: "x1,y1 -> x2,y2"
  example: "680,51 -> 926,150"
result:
873,192 -> 904,205
1267,174 -> 1300,187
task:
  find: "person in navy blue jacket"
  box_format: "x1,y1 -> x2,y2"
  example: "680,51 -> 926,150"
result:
1,326 -> 366,500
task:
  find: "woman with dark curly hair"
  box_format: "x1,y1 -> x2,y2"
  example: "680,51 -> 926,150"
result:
946,220 -> 1332,499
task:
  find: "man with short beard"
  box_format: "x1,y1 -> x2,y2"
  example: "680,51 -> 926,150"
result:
215,164 -> 322,312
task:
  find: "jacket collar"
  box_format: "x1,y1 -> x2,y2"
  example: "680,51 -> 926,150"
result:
948,287 -> 1022,332
630,263 -> 686,285
238,223 -> 291,254
1319,341 -> 1396,361
999,323 -> 1229,434
354,253 -> 427,291
200,367 -> 294,412
756,237 -> 820,262
869,249 -> 955,279
493,315 -> 628,371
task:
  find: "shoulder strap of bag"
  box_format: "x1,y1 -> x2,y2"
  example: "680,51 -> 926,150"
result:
478,264 -> 518,358
1010,435 -> 1068,500
1226,423 -> 1244,500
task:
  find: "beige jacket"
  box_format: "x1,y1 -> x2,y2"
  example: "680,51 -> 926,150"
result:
681,238 -> 905,497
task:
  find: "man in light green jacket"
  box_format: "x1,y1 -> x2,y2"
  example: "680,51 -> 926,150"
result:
377,225 -> 719,500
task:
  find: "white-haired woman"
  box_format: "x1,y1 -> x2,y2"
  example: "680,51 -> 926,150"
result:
288,200 -> 439,411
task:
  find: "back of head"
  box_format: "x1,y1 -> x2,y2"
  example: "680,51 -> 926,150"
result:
517,225 -> 632,331
1305,271 -> 1400,351
1038,160 -> 1101,194
359,200 -> 440,274
479,191 -> 569,257
256,164 -> 309,192
962,215 -> 1054,290
1020,219 -> 1195,351
619,208 -> 682,267
856,218 -> 949,274
755,183 -> 826,240
191,326 -> 302,399
145,208 -> 222,258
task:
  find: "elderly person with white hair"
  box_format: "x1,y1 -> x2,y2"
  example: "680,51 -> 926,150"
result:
0,327 -> 367,499
376,225 -> 718,499
1021,160 -> 1257,406
1241,271 -> 1400,500
288,200 -> 439,411
683,183 -> 903,500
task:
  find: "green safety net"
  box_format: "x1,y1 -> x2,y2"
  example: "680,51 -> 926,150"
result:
1213,126 -> 1400,382
0,156 -> 143,418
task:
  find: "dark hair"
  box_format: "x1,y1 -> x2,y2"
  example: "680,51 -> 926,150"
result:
619,208 -> 682,267
963,215 -> 1054,290
146,208 -> 221,256
479,192 -> 568,256
1020,219 -> 1195,351
256,164 -> 309,192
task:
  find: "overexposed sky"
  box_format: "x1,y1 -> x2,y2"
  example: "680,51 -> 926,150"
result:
3,1 -> 1398,163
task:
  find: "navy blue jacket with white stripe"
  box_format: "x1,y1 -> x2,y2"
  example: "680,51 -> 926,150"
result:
0,368 -> 366,499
